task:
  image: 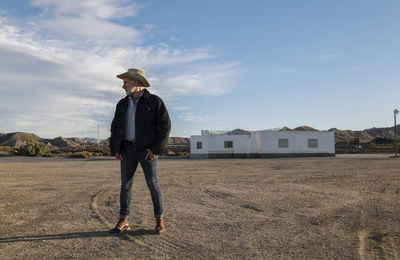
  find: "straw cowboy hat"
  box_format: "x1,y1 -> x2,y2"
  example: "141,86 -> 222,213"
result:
116,68 -> 150,87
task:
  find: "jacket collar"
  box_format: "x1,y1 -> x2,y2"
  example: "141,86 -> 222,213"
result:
141,89 -> 150,99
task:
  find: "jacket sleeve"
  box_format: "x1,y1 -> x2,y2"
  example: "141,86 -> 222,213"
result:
109,105 -> 118,155
150,98 -> 171,154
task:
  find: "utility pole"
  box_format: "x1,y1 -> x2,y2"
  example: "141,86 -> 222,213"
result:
395,109 -> 399,157
97,124 -> 100,148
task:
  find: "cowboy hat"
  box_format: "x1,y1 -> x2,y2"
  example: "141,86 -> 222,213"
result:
116,68 -> 150,87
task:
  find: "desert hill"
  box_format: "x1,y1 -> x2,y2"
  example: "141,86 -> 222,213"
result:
328,128 -> 374,143
280,126 -> 318,131
280,125 -> 399,143
294,126 -> 318,131
168,137 -> 190,145
42,137 -> 81,148
0,133 -> 190,149
364,127 -> 396,138
225,128 -> 251,135
1,125 -> 398,148
0,132 -> 41,147
82,137 -> 99,143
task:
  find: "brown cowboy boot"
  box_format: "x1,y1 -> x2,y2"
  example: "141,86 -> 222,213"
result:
109,218 -> 131,233
155,217 -> 165,234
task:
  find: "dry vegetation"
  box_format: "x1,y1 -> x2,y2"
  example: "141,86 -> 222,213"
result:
0,155 -> 399,259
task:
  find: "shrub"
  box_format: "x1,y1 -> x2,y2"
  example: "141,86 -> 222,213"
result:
69,152 -> 92,158
18,139 -> 51,157
167,150 -> 176,156
101,150 -> 111,156
0,146 -> 12,152
54,152 -> 72,158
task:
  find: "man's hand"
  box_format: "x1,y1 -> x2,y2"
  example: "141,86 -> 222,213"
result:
145,149 -> 156,160
115,152 -> 123,160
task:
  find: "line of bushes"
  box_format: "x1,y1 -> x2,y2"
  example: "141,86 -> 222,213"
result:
55,151 -> 109,158
9,139 -> 189,158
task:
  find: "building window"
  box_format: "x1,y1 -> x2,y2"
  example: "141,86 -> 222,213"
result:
196,142 -> 202,149
308,139 -> 318,148
224,141 -> 233,148
278,139 -> 289,148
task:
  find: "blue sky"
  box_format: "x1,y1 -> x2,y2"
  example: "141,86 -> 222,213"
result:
0,0 -> 399,138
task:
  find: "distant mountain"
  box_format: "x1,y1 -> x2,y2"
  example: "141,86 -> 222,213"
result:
280,126 -> 318,131
1,126 -> 398,147
0,132 -> 41,147
0,132 -> 190,148
225,128 -> 251,135
68,137 -> 85,143
168,137 -> 190,145
328,128 -> 373,143
293,126 -> 318,131
280,126 -> 291,131
280,125 -> 399,143
43,137 -> 81,148
82,137 -> 98,143
364,127 -> 396,138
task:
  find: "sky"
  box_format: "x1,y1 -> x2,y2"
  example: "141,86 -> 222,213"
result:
0,0 -> 399,138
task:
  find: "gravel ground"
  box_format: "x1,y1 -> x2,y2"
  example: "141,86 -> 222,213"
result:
0,154 -> 399,259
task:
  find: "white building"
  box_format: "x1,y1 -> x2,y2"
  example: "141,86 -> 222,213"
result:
190,129 -> 335,158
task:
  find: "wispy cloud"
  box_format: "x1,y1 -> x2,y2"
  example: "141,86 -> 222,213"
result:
170,106 -> 191,111
0,1 -> 239,137
30,0 -> 143,44
31,0 -> 139,19
42,16 -> 142,43
178,112 -> 210,122
314,50 -> 340,61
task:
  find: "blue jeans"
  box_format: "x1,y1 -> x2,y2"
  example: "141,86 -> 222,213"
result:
119,141 -> 164,219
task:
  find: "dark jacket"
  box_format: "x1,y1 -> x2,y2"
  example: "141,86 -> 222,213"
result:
110,89 -> 171,155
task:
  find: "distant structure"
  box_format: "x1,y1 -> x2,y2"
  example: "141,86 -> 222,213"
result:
190,129 -> 335,159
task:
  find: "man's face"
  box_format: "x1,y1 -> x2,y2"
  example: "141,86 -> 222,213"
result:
122,78 -> 144,96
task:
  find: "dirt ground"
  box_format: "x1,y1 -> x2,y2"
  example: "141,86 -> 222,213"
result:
0,154 -> 399,259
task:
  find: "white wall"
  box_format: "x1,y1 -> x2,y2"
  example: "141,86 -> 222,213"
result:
259,131 -> 334,153
191,130 -> 335,155
191,135 -> 250,154
190,135 -> 208,154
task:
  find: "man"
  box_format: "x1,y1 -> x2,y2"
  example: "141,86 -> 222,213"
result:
109,68 -> 171,234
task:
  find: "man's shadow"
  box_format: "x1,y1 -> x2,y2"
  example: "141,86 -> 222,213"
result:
0,229 -> 156,244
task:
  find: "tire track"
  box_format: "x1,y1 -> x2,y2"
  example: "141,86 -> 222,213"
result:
89,188 -> 110,226
358,230 -> 400,259
358,230 -> 367,260
389,236 -> 400,260
202,184 -> 264,213
357,183 -> 400,259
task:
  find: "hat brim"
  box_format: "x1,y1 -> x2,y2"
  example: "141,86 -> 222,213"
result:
116,72 -> 150,87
